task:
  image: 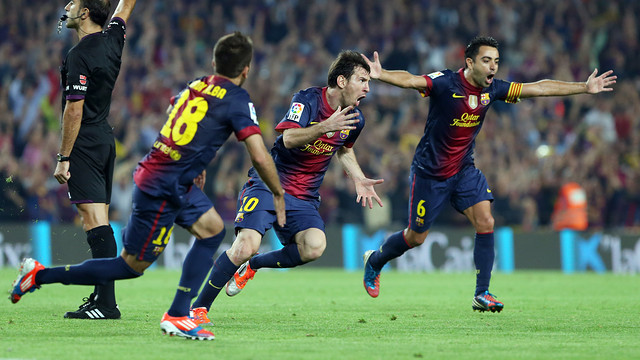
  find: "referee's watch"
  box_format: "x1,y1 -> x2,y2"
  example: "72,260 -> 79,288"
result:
56,153 -> 70,162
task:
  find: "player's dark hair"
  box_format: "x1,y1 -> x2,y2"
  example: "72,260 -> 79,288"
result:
464,36 -> 499,68
327,50 -> 370,88
81,0 -> 111,28
213,32 -> 253,78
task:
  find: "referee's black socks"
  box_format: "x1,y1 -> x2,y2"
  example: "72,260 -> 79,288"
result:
86,225 -> 118,309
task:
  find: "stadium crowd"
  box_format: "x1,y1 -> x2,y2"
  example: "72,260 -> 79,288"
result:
1,0 -> 639,232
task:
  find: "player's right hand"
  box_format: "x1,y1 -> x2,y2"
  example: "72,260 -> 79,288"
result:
322,106 -> 359,134
273,193 -> 286,227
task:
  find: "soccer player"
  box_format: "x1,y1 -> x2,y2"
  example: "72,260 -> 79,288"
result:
188,50 -> 383,326
360,36 -> 616,312
53,0 -> 136,319
10,32 -> 286,341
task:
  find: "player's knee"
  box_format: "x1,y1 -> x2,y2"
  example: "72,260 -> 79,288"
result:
405,228 -> 428,246
193,210 -> 225,238
198,227 -> 226,250
120,253 -> 150,276
474,215 -> 495,233
228,232 -> 260,264
300,243 -> 325,262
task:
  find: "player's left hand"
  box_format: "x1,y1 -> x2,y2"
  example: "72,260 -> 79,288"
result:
586,68 -> 616,94
194,170 -> 206,190
355,177 -> 384,209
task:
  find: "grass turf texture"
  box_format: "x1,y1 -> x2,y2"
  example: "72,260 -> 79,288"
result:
1,268 -> 638,360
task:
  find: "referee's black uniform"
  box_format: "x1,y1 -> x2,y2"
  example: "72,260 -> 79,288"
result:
58,16 -> 127,319
60,17 -> 126,204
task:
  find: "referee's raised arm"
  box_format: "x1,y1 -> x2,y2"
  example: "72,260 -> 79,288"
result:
111,0 -> 136,23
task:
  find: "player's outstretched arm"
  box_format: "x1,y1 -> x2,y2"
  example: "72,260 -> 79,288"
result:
282,106 -> 359,149
112,0 -> 137,23
361,51 -> 427,90
336,147 -> 384,209
520,69 -> 616,99
243,134 -> 286,226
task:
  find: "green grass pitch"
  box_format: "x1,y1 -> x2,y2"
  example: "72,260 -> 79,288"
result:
1,268 -> 638,359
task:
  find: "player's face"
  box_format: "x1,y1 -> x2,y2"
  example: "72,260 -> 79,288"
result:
468,46 -> 499,88
342,66 -> 370,108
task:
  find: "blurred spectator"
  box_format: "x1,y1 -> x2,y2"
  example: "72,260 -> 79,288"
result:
1,0 -> 639,232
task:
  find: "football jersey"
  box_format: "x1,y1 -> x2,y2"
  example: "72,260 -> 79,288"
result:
60,17 -> 126,126
413,68 -> 521,180
248,86 -> 365,200
134,76 -> 261,199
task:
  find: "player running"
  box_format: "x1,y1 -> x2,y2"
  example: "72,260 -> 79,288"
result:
9,32 -> 285,340
361,36 -> 616,312
188,50 -> 383,326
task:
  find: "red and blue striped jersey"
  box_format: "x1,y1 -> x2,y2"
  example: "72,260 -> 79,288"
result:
413,68 -> 521,180
134,75 -> 261,198
248,87 -> 365,201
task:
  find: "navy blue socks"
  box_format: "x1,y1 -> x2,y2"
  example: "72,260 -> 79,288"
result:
249,243 -> 304,270
191,251 -> 239,311
474,232 -> 495,296
35,256 -> 141,286
368,230 -> 411,271
167,230 -> 225,317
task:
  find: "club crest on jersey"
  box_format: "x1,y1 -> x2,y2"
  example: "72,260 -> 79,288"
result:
468,95 -> 478,109
152,246 -> 165,256
339,129 -> 350,139
287,102 -> 304,122
235,212 -> 244,223
79,75 -> 87,85
481,93 -> 490,106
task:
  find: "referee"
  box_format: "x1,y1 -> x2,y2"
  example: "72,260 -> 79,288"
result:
54,0 -> 136,319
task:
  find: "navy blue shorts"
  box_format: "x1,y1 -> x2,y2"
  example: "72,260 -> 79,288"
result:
234,180 -> 324,246
408,165 -> 493,232
122,184 -> 213,262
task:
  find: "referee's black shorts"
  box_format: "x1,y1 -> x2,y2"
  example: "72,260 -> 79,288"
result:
67,123 -> 116,205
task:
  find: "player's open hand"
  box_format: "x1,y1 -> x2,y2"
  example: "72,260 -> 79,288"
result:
322,106 -> 359,134
586,68 -> 616,94
361,51 -> 382,79
355,177 -> 384,209
54,161 -> 71,184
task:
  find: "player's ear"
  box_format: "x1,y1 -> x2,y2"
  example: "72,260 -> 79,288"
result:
337,75 -> 346,88
242,65 -> 250,79
465,57 -> 473,69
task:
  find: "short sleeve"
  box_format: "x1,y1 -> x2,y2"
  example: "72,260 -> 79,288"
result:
228,93 -> 261,141
494,79 -> 522,104
65,50 -> 90,100
275,94 -> 311,132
